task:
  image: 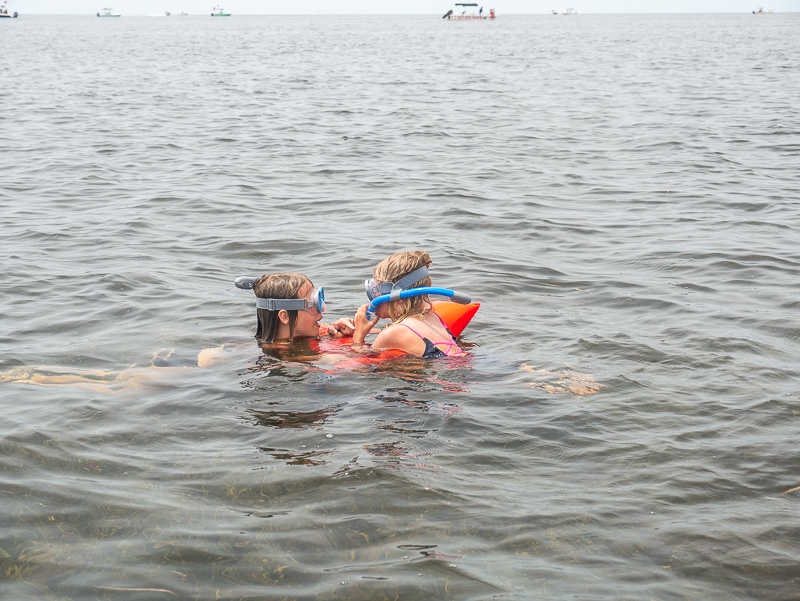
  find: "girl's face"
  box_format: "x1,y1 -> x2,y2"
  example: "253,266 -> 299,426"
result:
377,300 -> 409,321
376,302 -> 392,320
291,281 -> 323,338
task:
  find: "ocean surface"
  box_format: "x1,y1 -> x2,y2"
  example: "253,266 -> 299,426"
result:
1,12 -> 799,600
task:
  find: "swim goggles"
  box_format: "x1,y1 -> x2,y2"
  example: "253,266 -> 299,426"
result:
235,276 -> 326,313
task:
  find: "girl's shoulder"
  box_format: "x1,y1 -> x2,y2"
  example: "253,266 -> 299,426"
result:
373,320 -> 427,356
420,311 -> 451,336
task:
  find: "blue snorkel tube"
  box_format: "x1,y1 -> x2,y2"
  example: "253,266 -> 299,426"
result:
366,287 -> 472,320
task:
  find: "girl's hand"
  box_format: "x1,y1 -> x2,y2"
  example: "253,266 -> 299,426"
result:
331,318 -> 355,338
353,304 -> 379,346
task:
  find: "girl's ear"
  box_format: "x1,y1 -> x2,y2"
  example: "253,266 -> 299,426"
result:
278,309 -> 290,324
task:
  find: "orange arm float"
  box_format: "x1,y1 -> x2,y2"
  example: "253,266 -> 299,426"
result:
431,300 -> 480,337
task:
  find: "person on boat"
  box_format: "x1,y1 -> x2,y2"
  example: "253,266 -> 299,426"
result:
247,272 -> 354,344
352,251 -> 464,358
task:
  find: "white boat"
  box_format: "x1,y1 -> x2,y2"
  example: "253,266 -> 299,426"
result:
564,8 -> 577,15
211,5 -> 230,16
752,7 -> 773,13
0,3 -> 18,17
442,3 -> 495,20
97,7 -> 120,16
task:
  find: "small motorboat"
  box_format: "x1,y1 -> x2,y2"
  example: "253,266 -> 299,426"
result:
0,5 -> 18,17
442,3 -> 495,20
211,5 -> 230,16
97,7 -> 121,17
752,7 -> 773,13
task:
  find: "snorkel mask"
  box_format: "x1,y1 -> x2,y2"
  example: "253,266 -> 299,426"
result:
365,266 -> 430,302
235,276 -> 326,313
364,266 -> 471,319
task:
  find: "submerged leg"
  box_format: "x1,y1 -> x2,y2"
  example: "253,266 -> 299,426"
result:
518,363 -> 601,396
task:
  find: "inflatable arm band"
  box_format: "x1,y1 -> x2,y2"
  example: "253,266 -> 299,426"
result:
431,300 -> 480,337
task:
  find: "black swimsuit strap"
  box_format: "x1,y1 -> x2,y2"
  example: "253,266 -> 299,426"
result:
421,337 -> 447,359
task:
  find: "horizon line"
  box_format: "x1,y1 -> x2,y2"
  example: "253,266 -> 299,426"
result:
16,11 -> 796,15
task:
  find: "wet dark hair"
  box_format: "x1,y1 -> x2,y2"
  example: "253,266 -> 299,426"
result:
253,273 -> 311,343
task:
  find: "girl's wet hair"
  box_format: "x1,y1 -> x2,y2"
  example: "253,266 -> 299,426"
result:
253,273 -> 311,343
373,250 -> 433,322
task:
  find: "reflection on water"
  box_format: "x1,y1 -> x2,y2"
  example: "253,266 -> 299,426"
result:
378,421 -> 430,437
374,388 -> 464,417
258,446 -> 331,467
248,405 -> 342,429
250,405 -> 343,466
364,442 -> 420,458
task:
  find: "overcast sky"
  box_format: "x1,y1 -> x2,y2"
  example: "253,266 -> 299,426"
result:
9,0 -> 799,14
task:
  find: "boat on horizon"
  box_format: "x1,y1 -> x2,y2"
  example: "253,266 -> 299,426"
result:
211,5 -> 230,16
752,7 -> 773,13
97,7 -> 120,17
563,8 -> 577,15
442,3 -> 495,20
0,1 -> 17,18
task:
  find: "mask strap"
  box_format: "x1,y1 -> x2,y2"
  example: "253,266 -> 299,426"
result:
389,266 -> 429,300
255,298 -> 309,311
237,277 -> 324,312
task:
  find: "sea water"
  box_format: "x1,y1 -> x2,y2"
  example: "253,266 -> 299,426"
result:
1,13 -> 799,600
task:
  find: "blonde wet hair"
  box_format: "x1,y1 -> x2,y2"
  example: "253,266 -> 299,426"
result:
373,250 -> 433,323
253,272 -> 311,343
